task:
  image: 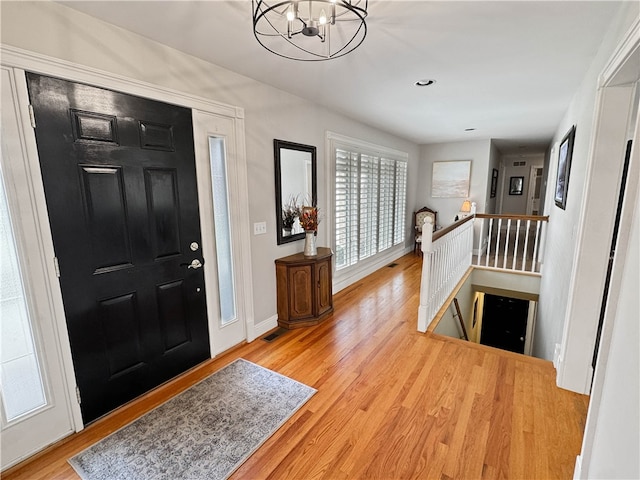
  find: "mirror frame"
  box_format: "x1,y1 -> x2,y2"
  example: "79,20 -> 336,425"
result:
274,139 -> 317,245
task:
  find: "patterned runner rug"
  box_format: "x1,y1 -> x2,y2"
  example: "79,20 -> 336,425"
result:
69,358 -> 316,480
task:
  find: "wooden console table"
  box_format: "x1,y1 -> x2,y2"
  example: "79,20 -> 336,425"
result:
275,247 -> 333,329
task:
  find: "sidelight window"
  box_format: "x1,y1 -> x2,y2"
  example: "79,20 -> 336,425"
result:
0,164 -> 47,422
209,137 -> 237,326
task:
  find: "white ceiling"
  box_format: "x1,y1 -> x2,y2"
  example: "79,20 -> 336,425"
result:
59,1 -> 623,153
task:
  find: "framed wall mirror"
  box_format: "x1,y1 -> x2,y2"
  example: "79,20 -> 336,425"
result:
274,139 -> 317,245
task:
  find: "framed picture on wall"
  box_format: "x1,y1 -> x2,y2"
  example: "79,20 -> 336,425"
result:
509,176 -> 524,195
554,125 -> 576,210
490,168 -> 498,198
431,160 -> 471,197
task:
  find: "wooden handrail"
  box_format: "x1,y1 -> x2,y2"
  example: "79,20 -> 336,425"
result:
433,215 -> 474,242
475,213 -> 549,222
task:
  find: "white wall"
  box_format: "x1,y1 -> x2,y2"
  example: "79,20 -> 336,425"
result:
472,269 -> 541,295
580,187 -> 639,479
418,140 -> 492,227
485,141 -> 501,214
0,1 -> 420,332
433,274 -> 474,339
499,153 -> 545,214
534,3 -> 638,366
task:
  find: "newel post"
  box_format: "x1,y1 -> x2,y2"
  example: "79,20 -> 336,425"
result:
421,216 -> 434,254
418,216 -> 434,332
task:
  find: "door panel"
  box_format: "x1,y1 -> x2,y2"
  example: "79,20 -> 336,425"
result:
480,294 -> 529,354
157,280 -> 191,352
316,258 -> 332,316
81,166 -> 133,271
26,73 -> 210,423
145,168 -> 181,259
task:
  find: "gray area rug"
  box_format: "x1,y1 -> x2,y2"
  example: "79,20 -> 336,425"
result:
69,358 -> 316,480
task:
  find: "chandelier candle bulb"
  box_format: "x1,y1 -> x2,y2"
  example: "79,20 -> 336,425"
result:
252,0 -> 368,61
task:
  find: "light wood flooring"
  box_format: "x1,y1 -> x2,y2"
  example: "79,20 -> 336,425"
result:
4,253 -> 589,479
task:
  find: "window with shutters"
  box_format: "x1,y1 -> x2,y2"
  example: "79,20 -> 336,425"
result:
333,138 -> 408,272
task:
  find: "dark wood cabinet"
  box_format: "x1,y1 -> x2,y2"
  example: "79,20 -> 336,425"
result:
275,247 -> 333,329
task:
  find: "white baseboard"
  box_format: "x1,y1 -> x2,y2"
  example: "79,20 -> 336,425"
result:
553,343 -> 562,369
573,454 -> 583,479
417,305 -> 428,333
253,314 -> 278,340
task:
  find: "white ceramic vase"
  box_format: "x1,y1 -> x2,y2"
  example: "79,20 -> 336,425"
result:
303,231 -> 317,257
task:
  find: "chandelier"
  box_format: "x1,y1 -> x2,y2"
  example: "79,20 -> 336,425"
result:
252,0 -> 368,61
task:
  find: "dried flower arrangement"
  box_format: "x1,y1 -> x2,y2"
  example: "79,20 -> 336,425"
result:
299,206 -> 319,232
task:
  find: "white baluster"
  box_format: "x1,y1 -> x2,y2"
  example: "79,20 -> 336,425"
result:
503,218 -> 511,269
494,218 -> 502,268
521,220 -> 531,271
512,219 -> 521,270
486,218 -> 493,267
476,218 -> 484,267
531,220 -> 541,273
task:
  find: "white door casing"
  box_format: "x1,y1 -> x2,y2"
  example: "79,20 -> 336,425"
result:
526,166 -> 543,215
0,66 -> 76,470
0,45 -> 255,464
192,110 -> 253,354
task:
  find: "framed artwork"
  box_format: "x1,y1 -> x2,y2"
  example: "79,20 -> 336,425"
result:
509,176 -> 524,195
432,160 -> 471,198
490,168 -> 498,198
555,125 -> 576,210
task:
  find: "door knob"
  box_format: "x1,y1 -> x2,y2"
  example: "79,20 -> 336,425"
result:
182,259 -> 202,269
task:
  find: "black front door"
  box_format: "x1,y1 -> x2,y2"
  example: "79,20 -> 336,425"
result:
27,73 -> 210,423
480,294 -> 529,354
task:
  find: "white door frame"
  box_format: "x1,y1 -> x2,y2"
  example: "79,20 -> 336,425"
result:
525,165 -> 543,215
572,19 -> 640,478
1,66 -> 77,470
556,19 -> 639,394
0,45 -> 255,438
192,111 -> 253,355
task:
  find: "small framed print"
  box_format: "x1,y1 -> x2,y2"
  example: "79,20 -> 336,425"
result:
490,168 -> 498,198
554,125 -> 576,210
509,176 -> 524,195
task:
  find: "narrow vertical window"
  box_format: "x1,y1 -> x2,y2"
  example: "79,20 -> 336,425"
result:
209,137 -> 236,325
0,165 -> 47,421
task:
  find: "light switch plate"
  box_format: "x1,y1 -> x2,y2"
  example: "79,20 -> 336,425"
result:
254,221 -> 267,235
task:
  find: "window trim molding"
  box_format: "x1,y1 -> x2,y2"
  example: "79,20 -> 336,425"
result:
326,131 -> 410,292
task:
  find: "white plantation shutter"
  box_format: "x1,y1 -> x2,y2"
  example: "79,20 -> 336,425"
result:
378,158 -> 395,252
394,160 -> 407,245
333,141 -> 408,272
335,149 -> 359,269
359,154 -> 379,260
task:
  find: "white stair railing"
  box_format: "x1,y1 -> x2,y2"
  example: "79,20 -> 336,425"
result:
474,214 -> 548,273
417,216 -> 474,332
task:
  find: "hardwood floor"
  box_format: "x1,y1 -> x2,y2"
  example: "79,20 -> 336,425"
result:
3,253 -> 589,479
